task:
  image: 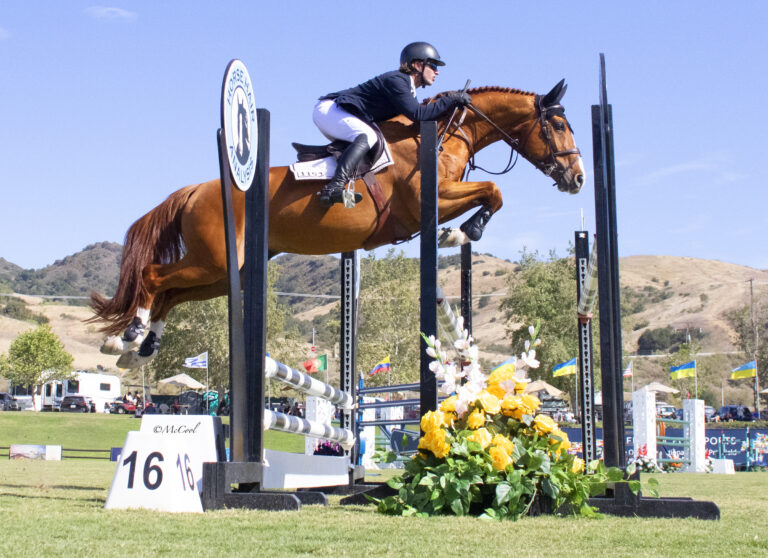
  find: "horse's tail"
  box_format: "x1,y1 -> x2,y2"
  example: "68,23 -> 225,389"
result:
89,185 -> 197,336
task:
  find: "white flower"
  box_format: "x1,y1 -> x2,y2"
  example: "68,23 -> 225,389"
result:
499,379 -> 517,396
429,360 -> 445,377
426,346 -> 437,358
524,339 -> 531,351
528,325 -> 536,337
534,338 -> 542,347
519,350 -> 540,369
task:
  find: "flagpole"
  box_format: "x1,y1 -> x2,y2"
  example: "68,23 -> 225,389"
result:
694,359 -> 698,399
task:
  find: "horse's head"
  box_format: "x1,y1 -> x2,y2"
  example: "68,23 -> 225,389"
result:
523,80 -> 585,193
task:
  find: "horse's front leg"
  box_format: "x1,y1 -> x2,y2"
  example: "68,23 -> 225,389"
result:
437,180 -> 503,242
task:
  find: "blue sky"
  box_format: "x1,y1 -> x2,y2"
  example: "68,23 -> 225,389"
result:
1,1 -> 766,271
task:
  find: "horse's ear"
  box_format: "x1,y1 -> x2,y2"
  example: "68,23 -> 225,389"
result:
542,79 -> 567,106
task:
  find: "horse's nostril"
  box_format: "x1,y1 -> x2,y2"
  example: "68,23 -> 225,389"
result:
576,174 -> 585,186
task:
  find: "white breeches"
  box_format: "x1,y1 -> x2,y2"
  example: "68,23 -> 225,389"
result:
313,99 -> 377,147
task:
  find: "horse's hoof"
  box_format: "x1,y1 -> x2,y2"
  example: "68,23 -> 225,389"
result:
116,350 -> 157,370
438,227 -> 471,248
100,335 -> 125,355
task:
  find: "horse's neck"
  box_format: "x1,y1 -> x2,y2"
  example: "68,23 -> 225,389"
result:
464,90 -> 537,152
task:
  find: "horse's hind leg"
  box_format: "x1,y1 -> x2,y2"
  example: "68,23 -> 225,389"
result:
116,277 -> 234,369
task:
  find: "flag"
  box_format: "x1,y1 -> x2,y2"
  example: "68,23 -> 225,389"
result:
731,360 -> 757,380
369,356 -> 390,376
183,351 -> 208,368
623,360 -> 633,378
302,354 -> 328,374
670,360 -> 695,380
553,357 -> 577,377
492,357 -> 516,375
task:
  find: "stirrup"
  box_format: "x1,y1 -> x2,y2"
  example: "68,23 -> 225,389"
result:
317,187 -> 362,208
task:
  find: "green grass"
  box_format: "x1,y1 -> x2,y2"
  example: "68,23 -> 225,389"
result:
1,414 -> 767,557
0,411 -> 304,453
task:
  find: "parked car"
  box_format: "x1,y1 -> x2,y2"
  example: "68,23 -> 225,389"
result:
716,405 -> 754,422
704,406 -> 716,421
108,399 -> 137,414
0,392 -> 20,411
60,395 -> 96,413
656,403 -> 677,419
674,408 -> 684,420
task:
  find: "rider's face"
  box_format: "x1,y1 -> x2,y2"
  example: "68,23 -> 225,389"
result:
412,61 -> 438,87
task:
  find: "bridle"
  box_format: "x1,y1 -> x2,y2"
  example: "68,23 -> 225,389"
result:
444,96 -> 581,185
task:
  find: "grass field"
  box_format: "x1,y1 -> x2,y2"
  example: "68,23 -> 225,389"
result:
1,413 -> 767,557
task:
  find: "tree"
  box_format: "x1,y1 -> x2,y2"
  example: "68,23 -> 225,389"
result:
500,249 -> 579,387
0,324 -> 74,408
357,249 -> 421,388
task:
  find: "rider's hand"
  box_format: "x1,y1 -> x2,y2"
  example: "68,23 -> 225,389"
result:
447,90 -> 472,107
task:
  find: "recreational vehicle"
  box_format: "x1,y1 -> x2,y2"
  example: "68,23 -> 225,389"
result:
41,371 -> 121,412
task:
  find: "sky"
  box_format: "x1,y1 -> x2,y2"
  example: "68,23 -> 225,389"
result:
1,1 -> 767,273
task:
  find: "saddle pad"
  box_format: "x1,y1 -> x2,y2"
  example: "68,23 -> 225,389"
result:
289,142 -> 394,181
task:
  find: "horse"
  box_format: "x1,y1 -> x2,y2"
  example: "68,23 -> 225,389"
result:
90,80 -> 585,368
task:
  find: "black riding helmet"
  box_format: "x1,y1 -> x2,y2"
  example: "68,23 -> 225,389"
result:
400,41 -> 446,70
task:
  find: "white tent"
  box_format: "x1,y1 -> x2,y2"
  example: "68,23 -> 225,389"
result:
159,373 -> 204,390
525,380 -> 564,398
642,381 -> 680,394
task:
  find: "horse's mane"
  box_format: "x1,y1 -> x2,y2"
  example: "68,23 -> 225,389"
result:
427,86 -> 536,103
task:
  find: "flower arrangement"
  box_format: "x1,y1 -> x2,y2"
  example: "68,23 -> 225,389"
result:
632,445 -> 663,473
374,321 -> 648,520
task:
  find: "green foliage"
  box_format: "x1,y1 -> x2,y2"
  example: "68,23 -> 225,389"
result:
0,297 -> 49,324
499,249 -> 583,393
637,326 -> 704,355
0,324 -> 74,389
357,250 -> 421,385
727,298 -> 768,386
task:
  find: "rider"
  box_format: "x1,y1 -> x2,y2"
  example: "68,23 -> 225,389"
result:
314,41 -> 472,207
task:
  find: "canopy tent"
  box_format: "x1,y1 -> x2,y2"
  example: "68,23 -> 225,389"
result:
525,380 -> 564,398
158,373 -> 204,390
760,387 -> 768,394
593,391 -> 633,406
641,381 -> 680,394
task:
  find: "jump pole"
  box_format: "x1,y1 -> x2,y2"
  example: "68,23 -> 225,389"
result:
585,54 -> 718,519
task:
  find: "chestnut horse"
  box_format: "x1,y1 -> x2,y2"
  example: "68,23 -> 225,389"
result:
91,80 -> 584,368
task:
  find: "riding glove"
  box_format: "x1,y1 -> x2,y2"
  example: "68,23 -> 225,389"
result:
446,91 -> 472,107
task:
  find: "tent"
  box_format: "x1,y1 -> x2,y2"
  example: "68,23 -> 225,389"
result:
525,380 -> 564,398
641,381 -> 680,394
159,373 -> 204,390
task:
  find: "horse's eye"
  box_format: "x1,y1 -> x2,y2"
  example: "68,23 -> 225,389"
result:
553,120 -> 565,131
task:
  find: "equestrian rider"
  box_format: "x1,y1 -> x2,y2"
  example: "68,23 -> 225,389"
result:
313,41 -> 472,207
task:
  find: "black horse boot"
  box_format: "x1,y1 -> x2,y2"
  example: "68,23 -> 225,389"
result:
460,207 -> 493,241
318,135 -> 370,207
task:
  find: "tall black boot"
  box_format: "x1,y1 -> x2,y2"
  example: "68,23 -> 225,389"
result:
318,135 -> 370,207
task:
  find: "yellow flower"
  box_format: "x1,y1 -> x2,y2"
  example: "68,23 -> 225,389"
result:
514,381 -> 527,394
420,410 -> 446,433
439,395 -> 458,413
571,456 -> 585,474
520,394 -> 541,412
476,390 -> 501,415
467,408 -> 486,429
418,428 -> 450,458
533,414 -> 557,434
549,428 -> 571,455
489,446 -> 513,471
487,368 -> 517,398
467,427 -> 492,449
491,434 -> 515,456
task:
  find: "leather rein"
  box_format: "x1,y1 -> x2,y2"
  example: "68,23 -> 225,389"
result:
444,98 -> 581,183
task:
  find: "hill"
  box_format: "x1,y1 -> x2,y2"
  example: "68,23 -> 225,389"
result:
1,244 -> 765,407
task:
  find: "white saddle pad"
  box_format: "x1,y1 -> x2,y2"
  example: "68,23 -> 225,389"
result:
289,142 -> 394,181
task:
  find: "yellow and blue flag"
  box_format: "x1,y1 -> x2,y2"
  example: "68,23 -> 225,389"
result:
369,356 -> 390,376
670,360 -> 696,380
731,360 -> 756,380
492,357 -> 517,375
553,357 -> 577,377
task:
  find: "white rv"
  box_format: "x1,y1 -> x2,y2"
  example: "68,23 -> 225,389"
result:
41,371 -> 121,412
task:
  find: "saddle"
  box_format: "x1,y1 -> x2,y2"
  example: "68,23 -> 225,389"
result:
290,126 -> 387,182
290,127 -> 410,249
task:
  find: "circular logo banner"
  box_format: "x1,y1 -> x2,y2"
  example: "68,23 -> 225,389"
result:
221,60 -> 257,191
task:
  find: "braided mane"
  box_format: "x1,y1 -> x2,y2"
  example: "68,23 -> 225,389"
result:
428,86 -> 536,103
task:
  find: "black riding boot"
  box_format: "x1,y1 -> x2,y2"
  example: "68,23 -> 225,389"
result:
318,135 -> 370,207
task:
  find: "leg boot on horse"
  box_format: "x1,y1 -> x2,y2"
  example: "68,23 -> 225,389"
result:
317,135 -> 369,207
459,206 -> 494,242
